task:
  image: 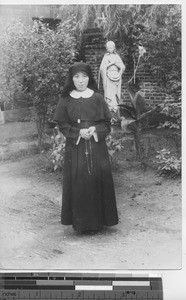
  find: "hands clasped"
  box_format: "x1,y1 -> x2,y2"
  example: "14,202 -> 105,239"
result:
80,126 -> 96,140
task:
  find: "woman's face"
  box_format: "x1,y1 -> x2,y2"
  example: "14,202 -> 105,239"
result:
106,43 -> 115,53
72,71 -> 89,92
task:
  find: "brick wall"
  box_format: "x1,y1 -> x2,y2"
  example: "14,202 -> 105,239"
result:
82,28 -> 167,107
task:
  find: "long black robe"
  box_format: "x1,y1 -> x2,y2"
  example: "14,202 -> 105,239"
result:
53,92 -> 118,232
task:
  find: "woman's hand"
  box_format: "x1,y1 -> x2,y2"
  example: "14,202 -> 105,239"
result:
79,128 -> 91,140
87,126 -> 96,137
79,127 -> 96,140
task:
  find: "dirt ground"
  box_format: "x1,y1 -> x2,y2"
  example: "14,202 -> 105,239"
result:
0,122 -> 182,270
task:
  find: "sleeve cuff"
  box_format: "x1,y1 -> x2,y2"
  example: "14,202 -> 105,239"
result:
93,131 -> 98,142
76,135 -> 81,145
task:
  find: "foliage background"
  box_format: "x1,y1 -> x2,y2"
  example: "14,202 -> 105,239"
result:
0,4 -> 182,175
0,17 -> 77,144
57,4 -> 181,98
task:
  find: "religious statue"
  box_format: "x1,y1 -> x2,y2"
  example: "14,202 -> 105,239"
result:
98,41 -> 125,113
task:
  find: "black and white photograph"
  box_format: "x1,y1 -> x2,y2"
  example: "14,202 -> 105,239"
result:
0,1 -> 182,271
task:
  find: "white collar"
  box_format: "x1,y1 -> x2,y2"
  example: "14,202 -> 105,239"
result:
70,88 -> 94,99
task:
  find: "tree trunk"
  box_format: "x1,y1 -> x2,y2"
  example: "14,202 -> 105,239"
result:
36,116 -> 46,150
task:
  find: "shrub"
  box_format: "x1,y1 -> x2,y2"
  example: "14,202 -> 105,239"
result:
0,17 -> 77,147
158,96 -> 181,156
50,126 -> 66,171
106,130 -> 125,169
49,126 -> 125,172
155,149 -> 181,178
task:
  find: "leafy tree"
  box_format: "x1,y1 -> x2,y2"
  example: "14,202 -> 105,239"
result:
57,5 -> 101,61
0,17 -> 77,147
141,5 -> 181,98
0,20 -> 28,107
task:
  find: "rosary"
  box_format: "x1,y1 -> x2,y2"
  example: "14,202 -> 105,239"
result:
85,139 -> 93,175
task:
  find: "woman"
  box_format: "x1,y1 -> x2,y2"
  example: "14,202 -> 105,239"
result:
53,61 -> 118,234
98,41 -> 125,113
